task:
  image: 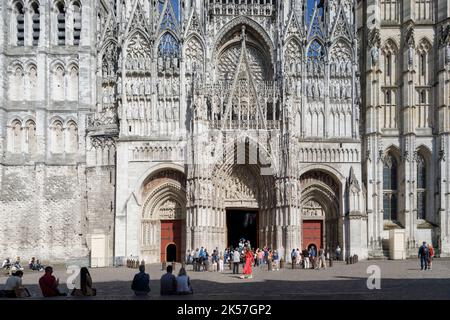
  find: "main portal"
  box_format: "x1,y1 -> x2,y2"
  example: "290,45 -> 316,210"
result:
226,210 -> 258,249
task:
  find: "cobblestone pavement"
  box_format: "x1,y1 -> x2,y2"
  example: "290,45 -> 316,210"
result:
2,259 -> 450,300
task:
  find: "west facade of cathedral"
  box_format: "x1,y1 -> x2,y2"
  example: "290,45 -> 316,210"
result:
0,0 -> 449,265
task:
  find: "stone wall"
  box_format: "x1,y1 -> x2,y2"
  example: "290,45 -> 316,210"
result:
0,164 -> 88,262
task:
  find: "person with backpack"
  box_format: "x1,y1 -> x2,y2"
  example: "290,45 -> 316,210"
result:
291,249 -> 297,269
428,244 -> 435,271
418,241 -> 429,271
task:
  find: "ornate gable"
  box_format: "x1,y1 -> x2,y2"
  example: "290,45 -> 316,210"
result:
330,3 -> 352,41
124,0 -> 152,39
184,9 -> 202,37
285,10 -> 303,40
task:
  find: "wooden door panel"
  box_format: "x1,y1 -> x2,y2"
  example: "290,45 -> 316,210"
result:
302,220 -> 323,249
160,220 -> 182,262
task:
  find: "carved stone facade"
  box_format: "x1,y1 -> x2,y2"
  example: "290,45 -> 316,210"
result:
0,0 -> 449,264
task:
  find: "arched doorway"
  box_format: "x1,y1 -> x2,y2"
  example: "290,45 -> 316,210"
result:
141,169 -> 186,263
300,171 -> 341,254
166,243 -> 177,262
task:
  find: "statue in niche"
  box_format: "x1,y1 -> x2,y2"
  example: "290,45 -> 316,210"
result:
126,103 -> 133,120
164,80 -> 170,97
139,100 -> 145,119
158,57 -> 164,72
408,46 -> 414,67
132,81 -> 139,95
133,101 -> 139,120
296,62 -> 301,74
370,46 -> 379,67
165,103 -> 172,120
144,78 -> 151,95
331,63 -> 336,76
140,79 -> 145,95
117,78 -> 122,95
346,62 -> 352,76
172,80 -> 177,96
345,86 -> 351,99
157,106 -> 163,121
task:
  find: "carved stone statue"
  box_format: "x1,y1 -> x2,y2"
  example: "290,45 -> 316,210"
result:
370,46 -> 379,67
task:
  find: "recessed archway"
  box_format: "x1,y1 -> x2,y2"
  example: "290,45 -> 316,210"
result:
140,169 -> 186,263
300,170 -> 342,255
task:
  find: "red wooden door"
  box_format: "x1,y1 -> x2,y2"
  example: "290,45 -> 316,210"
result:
302,220 -> 323,250
160,220 -> 182,262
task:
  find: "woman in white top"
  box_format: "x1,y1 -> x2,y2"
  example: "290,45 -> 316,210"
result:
176,268 -> 193,295
218,254 -> 224,272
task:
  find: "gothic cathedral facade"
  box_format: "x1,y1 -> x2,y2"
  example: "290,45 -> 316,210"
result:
0,0 -> 449,265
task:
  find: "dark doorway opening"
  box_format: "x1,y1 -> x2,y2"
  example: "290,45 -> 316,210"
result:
226,210 -> 258,249
166,244 -> 177,262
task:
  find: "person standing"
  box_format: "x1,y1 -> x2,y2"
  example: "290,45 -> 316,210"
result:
310,246 -> 317,269
241,247 -> 253,279
193,248 -> 200,272
291,249 -> 297,269
302,248 -> 309,269
335,245 -> 341,261
219,253 -> 224,272
273,250 -> 280,271
428,244 -> 435,271
232,248 -> 240,274
418,241 -> 429,271
131,264 -> 150,296
318,248 -> 327,269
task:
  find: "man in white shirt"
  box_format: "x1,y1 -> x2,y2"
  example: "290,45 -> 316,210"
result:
233,248 -> 241,274
3,271 -> 30,298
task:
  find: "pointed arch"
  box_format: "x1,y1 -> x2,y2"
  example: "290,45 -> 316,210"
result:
10,118 -> 23,154
51,62 -> 65,101
415,145 -> 432,221
124,30 -> 152,73
306,38 -> 326,60
26,63 -> 38,100
25,119 -> 37,154
382,146 -> 401,222
284,37 -> 303,79
184,33 -> 205,80
155,30 -> 180,58
67,62 -> 79,101
66,120 -> 78,153
9,62 -> 24,100
29,1 -> 41,46
50,119 -> 64,154
214,16 -> 274,63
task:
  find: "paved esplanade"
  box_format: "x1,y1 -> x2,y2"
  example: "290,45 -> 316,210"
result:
2,260 -> 450,300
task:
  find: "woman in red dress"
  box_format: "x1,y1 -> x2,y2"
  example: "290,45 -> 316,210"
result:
241,247 -> 253,279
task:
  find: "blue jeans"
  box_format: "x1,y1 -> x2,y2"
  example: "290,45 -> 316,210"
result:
420,256 -> 428,270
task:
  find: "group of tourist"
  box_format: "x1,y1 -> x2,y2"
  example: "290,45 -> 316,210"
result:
186,247 -> 225,272
2,256 -> 45,274
1,262 -> 194,298
2,257 -> 24,274
130,264 -> 194,296
291,246 -> 328,269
